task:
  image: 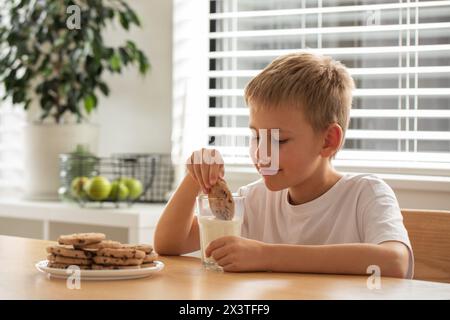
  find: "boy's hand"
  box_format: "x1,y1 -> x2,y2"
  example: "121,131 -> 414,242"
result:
205,236 -> 269,272
186,148 -> 224,194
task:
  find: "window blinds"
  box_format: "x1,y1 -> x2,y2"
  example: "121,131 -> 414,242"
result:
206,0 -> 450,175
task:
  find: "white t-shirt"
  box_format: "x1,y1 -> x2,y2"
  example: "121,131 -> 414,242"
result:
237,173 -> 414,279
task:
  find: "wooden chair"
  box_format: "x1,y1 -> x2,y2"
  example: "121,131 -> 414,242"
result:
402,209 -> 450,283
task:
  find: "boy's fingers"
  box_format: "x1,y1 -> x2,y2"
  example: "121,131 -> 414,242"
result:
185,153 -> 194,166
193,164 -> 208,194
186,159 -> 198,185
205,238 -> 227,257
198,149 -> 210,192
201,161 -> 210,190
209,163 -> 219,186
222,263 -> 238,272
213,149 -> 224,164
186,154 -> 197,179
209,149 -> 225,182
211,245 -> 230,261
186,163 -> 193,177
217,255 -> 234,267
187,149 -> 225,194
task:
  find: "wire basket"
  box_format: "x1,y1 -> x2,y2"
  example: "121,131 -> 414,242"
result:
129,153 -> 174,202
58,153 -> 157,208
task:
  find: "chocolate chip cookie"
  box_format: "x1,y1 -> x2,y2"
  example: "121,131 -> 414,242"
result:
74,240 -> 122,251
208,178 -> 235,220
58,233 -> 105,246
93,256 -> 143,266
97,248 -> 146,259
46,245 -> 93,259
47,254 -> 92,266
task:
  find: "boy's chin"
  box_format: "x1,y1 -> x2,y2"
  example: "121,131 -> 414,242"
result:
261,174 -> 286,191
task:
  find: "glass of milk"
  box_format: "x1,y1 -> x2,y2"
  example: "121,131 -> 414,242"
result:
196,194 -> 245,271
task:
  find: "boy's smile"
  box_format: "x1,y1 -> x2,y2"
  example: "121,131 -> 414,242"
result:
248,105 -> 342,205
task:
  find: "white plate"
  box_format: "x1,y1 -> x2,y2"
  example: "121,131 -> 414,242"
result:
35,260 -> 164,281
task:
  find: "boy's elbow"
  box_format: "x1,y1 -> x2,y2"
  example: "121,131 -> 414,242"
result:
153,234 -> 181,256
385,249 -> 410,279
153,240 -> 165,255
385,262 -> 408,279
153,241 -> 180,256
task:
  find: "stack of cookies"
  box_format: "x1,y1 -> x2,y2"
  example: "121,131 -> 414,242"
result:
45,233 -> 157,270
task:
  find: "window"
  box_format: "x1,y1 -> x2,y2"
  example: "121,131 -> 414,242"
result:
173,0 -> 450,179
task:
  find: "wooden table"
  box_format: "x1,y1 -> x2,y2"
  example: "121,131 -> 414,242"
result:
1,235 -> 450,300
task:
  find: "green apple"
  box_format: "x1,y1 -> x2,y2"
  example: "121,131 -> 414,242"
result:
123,178 -> 143,200
108,180 -> 129,201
84,176 -> 112,201
70,176 -> 89,199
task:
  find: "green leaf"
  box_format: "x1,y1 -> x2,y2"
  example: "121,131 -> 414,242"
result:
42,67 -> 52,77
105,8 -> 115,19
109,53 -> 121,72
126,9 -> 141,27
126,40 -> 137,52
40,109 -> 51,121
24,99 -> 32,110
120,1 -> 141,27
98,82 -> 110,96
84,94 -> 97,114
119,47 -> 129,65
119,11 -> 129,30
137,51 -> 150,74
12,90 -> 26,104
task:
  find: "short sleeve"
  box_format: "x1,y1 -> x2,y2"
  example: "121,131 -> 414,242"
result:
237,183 -> 253,239
359,176 -> 415,279
236,179 -> 265,240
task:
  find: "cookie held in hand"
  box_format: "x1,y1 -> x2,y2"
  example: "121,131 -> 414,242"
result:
208,179 -> 235,220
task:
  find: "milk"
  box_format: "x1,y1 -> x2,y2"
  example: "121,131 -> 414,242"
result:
198,216 -> 242,269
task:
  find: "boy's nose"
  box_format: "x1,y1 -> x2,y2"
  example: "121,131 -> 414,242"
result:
257,155 -> 272,167
252,140 -> 272,167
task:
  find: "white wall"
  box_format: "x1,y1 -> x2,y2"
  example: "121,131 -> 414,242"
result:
96,0 -> 172,156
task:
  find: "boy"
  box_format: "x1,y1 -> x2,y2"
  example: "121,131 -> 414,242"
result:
154,53 -> 413,278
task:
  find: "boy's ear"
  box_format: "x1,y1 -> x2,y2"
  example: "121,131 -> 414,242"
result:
320,123 -> 343,158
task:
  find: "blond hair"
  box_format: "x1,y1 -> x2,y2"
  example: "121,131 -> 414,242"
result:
244,53 -> 354,139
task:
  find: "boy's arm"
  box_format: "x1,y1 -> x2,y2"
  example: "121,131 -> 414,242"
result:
265,241 -> 410,278
153,174 -> 201,255
207,237 -> 410,278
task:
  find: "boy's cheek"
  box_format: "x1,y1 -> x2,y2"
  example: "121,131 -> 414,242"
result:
279,147 -> 309,172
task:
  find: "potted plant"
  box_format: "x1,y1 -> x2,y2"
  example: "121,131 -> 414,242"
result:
0,0 -> 150,199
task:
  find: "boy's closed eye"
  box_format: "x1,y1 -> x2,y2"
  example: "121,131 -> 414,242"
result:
274,138 -> 289,144
250,136 -> 290,145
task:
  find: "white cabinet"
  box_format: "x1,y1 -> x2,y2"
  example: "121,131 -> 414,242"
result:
0,200 -> 166,244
